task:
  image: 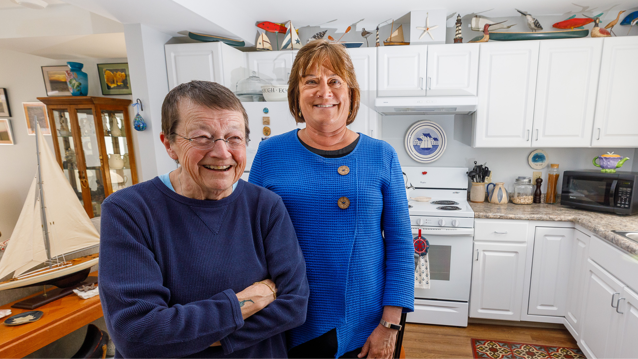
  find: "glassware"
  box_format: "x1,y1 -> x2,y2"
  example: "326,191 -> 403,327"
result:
546,164 -> 560,204
512,177 -> 534,205
235,71 -> 270,102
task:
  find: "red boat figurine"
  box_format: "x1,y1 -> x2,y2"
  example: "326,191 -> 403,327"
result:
553,13 -> 602,29
257,21 -> 288,34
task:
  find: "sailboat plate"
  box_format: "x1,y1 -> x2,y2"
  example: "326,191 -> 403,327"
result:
404,120 -> 447,164
0,254 -> 98,291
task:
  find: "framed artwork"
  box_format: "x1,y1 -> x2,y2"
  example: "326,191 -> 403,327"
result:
22,102 -> 50,135
0,88 -> 10,117
41,66 -> 72,96
97,63 -> 132,95
0,119 -> 14,145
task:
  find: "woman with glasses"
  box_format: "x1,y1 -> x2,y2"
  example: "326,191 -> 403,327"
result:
98,81 -> 309,358
250,40 -> 413,359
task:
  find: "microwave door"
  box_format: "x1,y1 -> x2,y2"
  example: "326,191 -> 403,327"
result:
564,176 -> 616,206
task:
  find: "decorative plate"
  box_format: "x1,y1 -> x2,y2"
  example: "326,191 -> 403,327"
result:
3,310 -> 43,326
405,121 -> 447,163
528,149 -> 549,170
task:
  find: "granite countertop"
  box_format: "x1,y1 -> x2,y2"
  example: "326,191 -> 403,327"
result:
470,201 -> 638,256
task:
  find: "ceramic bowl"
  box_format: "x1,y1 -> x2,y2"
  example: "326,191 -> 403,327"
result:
261,85 -> 288,102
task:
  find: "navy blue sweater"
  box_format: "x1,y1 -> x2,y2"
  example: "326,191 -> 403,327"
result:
98,178 -> 309,358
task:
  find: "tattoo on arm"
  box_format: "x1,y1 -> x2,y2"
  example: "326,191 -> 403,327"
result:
239,299 -> 254,307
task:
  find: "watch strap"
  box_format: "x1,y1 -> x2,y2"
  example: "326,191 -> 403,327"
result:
380,319 -> 402,331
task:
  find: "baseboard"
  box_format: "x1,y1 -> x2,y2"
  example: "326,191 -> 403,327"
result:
468,318 -> 566,329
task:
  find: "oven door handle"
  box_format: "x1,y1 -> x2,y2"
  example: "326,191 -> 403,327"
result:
412,227 -> 474,236
609,180 -> 618,207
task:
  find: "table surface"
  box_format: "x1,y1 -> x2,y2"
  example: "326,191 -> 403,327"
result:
0,272 -> 102,359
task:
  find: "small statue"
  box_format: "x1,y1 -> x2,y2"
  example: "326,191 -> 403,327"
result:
534,178 -> 543,204
454,14 -> 463,43
59,115 -> 70,136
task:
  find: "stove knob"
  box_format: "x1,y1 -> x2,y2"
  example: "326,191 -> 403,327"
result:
438,219 -> 446,227
452,220 -> 459,227
416,218 -> 423,226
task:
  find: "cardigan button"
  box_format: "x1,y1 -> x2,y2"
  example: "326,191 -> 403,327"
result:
338,197 -> 350,209
338,165 -> 350,176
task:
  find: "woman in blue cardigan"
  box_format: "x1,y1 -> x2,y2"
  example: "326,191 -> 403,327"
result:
249,40 -> 414,359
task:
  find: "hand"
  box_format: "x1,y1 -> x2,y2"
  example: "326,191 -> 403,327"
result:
235,279 -> 277,320
358,325 -> 397,359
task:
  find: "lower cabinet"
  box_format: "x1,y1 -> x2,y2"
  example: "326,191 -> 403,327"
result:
564,229 -> 590,340
615,286 -> 638,358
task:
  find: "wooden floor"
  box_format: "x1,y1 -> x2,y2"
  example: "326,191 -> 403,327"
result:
402,322 -> 578,358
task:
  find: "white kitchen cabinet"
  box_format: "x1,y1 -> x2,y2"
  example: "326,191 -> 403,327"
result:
564,229 -> 590,341
165,42 -> 247,91
591,36 -> 638,147
426,44 -> 479,96
532,38 -> 603,147
473,41 -> 539,147
579,259 -> 624,359
470,241 -> 528,321
615,285 -> 638,358
247,51 -> 294,85
528,227 -> 573,317
377,45 -> 427,97
348,48 -> 380,138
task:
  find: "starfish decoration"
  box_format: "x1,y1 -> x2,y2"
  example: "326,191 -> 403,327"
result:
416,13 -> 439,40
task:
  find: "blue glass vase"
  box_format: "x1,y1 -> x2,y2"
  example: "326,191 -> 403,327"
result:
66,62 -> 88,96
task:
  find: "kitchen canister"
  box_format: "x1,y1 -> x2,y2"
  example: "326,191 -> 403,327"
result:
470,182 -> 486,203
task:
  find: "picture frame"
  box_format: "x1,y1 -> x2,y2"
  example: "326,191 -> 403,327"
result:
0,88 -> 10,117
97,63 -> 132,95
0,119 -> 15,145
41,66 -> 72,96
22,102 -> 50,135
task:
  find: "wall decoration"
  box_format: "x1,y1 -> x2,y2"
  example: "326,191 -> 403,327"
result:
22,102 -> 50,135
0,119 -> 15,145
605,10 -> 625,36
0,88 -> 10,117
454,14 -> 463,43
516,9 -> 543,32
410,10 -> 446,44
404,121 -> 447,163
66,62 -> 89,96
528,149 -> 548,169
41,66 -> 72,96
97,63 -> 132,95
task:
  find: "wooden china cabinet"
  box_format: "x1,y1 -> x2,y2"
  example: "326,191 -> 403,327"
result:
37,96 -> 138,218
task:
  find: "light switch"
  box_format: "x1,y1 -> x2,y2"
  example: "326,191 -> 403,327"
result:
533,171 -> 542,182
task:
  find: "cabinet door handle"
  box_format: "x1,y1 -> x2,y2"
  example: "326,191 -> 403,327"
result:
526,130 -> 530,141
535,129 -> 539,141
427,77 -> 432,90
612,292 -> 620,308
616,298 -> 625,314
420,77 -> 425,90
597,128 -> 601,140
494,231 -> 508,234
475,249 -> 479,261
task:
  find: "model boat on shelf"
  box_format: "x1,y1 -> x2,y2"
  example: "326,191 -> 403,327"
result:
256,32 -> 272,51
281,21 -> 302,50
469,29 -> 589,42
0,125 -> 100,293
384,20 -> 409,46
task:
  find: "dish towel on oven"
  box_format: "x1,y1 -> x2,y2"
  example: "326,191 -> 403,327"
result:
415,253 -> 430,289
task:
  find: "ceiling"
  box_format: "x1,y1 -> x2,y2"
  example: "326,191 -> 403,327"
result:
0,33 -> 126,59
0,0 -> 64,9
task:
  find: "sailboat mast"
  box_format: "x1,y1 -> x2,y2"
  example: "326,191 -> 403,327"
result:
35,122 -> 53,267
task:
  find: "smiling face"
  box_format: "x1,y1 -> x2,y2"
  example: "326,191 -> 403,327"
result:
299,62 -> 351,131
164,100 -> 246,200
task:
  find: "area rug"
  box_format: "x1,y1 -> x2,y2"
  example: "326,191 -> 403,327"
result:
472,339 -> 585,359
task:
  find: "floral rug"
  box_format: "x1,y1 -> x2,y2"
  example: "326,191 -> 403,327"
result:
472,339 -> 585,359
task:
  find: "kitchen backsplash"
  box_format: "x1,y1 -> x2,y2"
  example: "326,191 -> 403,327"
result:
380,115 -> 636,194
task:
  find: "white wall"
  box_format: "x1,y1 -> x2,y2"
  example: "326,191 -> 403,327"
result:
381,115 -> 637,194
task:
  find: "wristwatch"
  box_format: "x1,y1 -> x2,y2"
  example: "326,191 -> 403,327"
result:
380,319 -> 402,331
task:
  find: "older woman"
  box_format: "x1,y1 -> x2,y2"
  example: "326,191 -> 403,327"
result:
249,40 -> 413,359
98,81 -> 309,358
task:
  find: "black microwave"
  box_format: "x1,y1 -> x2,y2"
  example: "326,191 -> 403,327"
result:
561,171 -> 638,215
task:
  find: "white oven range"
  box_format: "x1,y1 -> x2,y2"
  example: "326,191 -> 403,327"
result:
403,167 -> 474,327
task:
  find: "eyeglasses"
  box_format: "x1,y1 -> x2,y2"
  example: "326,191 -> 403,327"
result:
173,133 -> 249,150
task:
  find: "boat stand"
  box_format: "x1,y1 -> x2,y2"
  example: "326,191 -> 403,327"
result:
11,276 -> 98,310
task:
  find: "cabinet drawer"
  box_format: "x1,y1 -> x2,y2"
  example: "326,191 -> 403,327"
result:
475,219 -> 528,242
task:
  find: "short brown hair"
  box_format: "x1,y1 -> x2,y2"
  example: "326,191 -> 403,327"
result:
288,40 -> 360,125
161,80 -> 250,143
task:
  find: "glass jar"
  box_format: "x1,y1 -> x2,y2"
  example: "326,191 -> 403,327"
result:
546,164 -> 560,204
235,71 -> 270,102
512,177 -> 534,205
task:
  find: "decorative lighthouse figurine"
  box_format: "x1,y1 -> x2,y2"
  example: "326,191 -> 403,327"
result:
454,14 -> 463,43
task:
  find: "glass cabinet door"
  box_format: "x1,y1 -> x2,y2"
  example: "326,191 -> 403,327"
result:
101,110 -> 133,194
77,109 -> 107,217
52,109 -> 83,204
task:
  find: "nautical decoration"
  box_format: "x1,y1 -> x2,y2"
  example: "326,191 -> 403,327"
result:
528,149 -> 549,170
375,26 -> 380,47
469,29 -> 589,42
342,42 -> 363,48
620,10 -> 638,25
132,102 -> 146,131
470,12 -> 516,31
605,10 -> 626,36
257,21 -> 288,34
0,125 -> 100,292
65,62 -> 88,96
308,30 -> 327,43
281,21 -> 302,50
187,32 -> 245,47
413,229 -> 430,289
469,22 -> 507,43
553,13 -> 602,29
361,28 -> 372,46
256,32 -> 272,50
384,20 -> 409,46
454,14 -> 463,43
3,311 -> 44,326
404,121 -> 447,163
588,16 -> 611,37
516,9 -> 543,32
593,152 -> 630,173
416,13 -> 439,40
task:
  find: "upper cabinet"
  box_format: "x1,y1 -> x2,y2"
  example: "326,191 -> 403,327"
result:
377,45 -> 427,97
348,48 -> 380,138
426,44 -> 479,96
533,38 -> 602,147
474,41 -> 539,147
591,37 -> 638,148
165,42 -> 247,91
247,51 -> 294,85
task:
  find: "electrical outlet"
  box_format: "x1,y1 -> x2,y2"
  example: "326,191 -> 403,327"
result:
533,171 -> 542,183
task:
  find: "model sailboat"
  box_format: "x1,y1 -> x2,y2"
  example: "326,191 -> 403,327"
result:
281,21 -> 302,50
0,124 -> 99,292
384,20 -> 409,46
256,32 -> 272,51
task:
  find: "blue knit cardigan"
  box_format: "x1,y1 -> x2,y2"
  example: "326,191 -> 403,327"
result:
249,130 -> 414,357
